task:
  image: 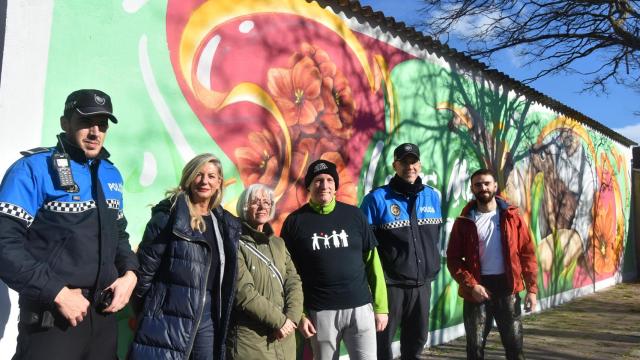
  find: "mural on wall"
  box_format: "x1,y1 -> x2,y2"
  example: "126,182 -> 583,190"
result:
357,57 -> 631,329
2,0 -> 634,357
164,0 -> 417,233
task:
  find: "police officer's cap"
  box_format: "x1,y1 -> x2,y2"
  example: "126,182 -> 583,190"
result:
393,143 -> 420,161
63,89 -> 118,123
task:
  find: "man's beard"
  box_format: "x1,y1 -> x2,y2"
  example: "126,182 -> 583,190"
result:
475,191 -> 495,204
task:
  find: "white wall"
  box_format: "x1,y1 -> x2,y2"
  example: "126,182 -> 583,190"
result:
0,1 -> 54,357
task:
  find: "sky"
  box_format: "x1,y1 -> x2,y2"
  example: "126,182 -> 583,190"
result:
358,0 -> 640,144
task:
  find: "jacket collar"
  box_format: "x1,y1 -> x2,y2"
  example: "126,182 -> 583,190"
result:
172,193 -> 194,239
241,222 -> 274,244
389,174 -> 424,197
56,132 -> 110,163
171,193 -> 224,241
309,197 -> 336,214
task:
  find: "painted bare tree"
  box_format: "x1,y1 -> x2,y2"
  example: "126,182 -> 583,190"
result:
435,98 -> 532,191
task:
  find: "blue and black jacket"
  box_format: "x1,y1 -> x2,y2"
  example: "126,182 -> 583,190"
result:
130,193 -> 240,360
360,175 -> 442,286
0,134 -> 138,307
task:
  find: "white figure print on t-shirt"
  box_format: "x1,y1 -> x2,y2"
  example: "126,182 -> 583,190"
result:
323,233 -> 331,248
332,230 -> 340,247
310,229 -> 350,251
339,230 -> 349,247
312,233 -> 321,250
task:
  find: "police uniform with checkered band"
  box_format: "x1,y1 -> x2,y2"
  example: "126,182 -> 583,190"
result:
360,178 -> 442,360
361,183 -> 442,285
0,137 -> 138,315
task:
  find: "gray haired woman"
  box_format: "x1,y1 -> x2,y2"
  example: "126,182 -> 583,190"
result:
227,184 -> 303,360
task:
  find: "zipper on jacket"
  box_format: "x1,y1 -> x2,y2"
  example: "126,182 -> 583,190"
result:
408,195 -> 421,286
175,229 -> 213,359
500,214 -> 514,291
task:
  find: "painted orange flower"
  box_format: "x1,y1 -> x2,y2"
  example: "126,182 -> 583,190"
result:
292,43 -> 334,77
268,56 -> 324,127
319,69 -> 356,138
235,129 -> 282,186
292,43 -> 355,138
253,43 -> 360,232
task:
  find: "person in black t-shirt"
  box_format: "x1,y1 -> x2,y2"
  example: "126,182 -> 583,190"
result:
281,159 -> 388,360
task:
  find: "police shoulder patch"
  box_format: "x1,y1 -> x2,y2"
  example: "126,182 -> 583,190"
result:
20,147 -> 51,156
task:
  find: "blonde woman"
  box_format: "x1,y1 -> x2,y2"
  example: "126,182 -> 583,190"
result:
130,154 -> 240,360
227,184 -> 303,360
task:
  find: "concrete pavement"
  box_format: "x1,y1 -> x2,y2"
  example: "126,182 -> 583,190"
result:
421,281 -> 640,359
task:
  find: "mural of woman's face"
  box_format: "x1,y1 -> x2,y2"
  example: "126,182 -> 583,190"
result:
471,174 -> 498,204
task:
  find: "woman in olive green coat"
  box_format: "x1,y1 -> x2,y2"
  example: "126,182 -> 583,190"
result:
228,184 -> 303,360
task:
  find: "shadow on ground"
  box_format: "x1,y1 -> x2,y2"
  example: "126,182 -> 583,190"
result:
421,281 -> 640,359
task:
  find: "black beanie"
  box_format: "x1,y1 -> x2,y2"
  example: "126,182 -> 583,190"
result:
304,159 -> 339,190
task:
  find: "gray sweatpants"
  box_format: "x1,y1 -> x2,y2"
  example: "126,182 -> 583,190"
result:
308,303 -> 377,360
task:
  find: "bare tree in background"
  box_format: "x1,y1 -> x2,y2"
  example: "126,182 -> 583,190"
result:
419,1 -> 640,96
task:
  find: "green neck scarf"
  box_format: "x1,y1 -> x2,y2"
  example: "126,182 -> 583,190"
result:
309,197 -> 336,214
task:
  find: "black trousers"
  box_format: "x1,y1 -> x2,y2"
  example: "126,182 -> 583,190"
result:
377,283 -> 431,360
13,305 -> 117,360
463,275 -> 525,360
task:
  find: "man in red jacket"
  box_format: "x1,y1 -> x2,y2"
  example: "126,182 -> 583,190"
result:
447,168 -> 538,360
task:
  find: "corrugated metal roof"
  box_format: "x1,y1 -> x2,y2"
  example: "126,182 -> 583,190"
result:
310,0 -> 636,146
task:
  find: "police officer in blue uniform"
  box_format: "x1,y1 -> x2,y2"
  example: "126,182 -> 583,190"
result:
360,143 -> 443,360
0,89 -> 139,359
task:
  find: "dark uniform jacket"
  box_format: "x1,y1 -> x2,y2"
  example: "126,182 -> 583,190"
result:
360,176 -> 443,286
0,135 -> 138,308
